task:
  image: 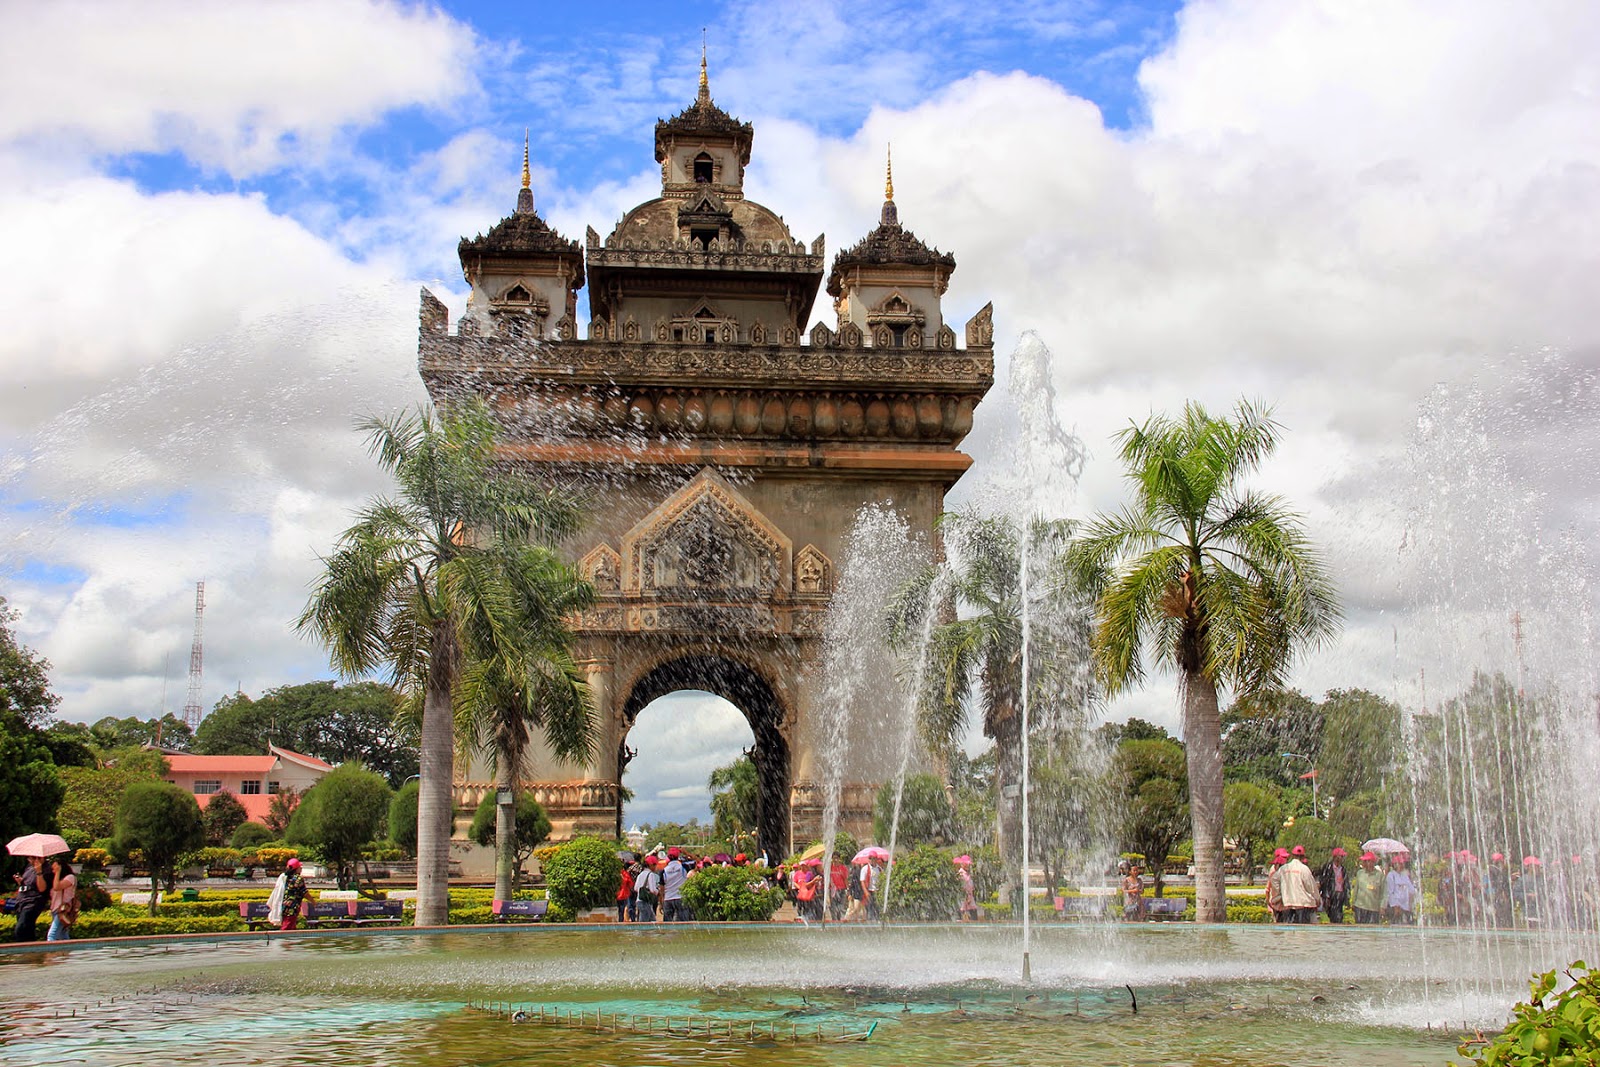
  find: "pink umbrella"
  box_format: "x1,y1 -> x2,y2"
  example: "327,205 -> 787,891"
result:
6,833 -> 71,858
852,846 -> 889,864
800,857 -> 823,867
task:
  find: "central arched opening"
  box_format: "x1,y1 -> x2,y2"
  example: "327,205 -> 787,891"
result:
620,655 -> 792,859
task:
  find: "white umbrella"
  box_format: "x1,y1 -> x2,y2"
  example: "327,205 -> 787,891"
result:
1362,837 -> 1410,855
6,833 -> 71,858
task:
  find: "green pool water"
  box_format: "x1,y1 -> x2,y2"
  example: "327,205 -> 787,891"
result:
1,923 -> 1587,1066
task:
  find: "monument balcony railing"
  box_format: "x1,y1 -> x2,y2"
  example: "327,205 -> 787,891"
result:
457,779 -> 620,812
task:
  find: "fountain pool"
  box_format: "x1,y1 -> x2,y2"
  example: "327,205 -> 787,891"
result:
3,922 -> 1581,1066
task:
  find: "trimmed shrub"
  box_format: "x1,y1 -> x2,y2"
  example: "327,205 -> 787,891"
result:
75,847 -> 112,868
542,837 -> 622,912
883,845 -> 963,920
230,822 -> 275,851
680,864 -> 785,921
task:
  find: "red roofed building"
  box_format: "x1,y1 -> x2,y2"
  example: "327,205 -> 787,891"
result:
164,745 -> 333,822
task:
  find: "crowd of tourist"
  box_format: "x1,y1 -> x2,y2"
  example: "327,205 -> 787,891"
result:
1244,844 -> 1592,928
615,846 -> 896,923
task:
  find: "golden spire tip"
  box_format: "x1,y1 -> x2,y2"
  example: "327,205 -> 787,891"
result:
521,128 -> 531,190
885,143 -> 894,203
698,31 -> 710,101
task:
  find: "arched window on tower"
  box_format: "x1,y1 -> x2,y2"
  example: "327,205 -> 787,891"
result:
693,152 -> 715,183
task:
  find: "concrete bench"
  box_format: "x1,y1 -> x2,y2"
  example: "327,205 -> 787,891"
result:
120,891 -> 165,906
1145,897 -> 1189,920
492,899 -> 549,922
350,900 -> 405,925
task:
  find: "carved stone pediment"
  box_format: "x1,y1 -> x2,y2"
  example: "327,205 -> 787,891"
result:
621,469 -> 792,597
579,543 -> 622,593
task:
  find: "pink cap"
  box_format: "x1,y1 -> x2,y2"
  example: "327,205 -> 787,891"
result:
1273,848 -> 1290,862
1331,847 -> 1347,857
286,857 -> 301,869
1491,853 -> 1504,862
1291,845 -> 1306,857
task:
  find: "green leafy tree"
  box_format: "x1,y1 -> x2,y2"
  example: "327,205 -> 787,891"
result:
886,512 -> 1091,886
194,682 -> 418,785
1067,400 -> 1341,921
543,836 -> 623,912
388,780 -> 419,856
285,764 -> 393,892
468,790 -> 551,891
1275,815 -> 1340,861
709,755 -> 760,843
1221,689 -> 1322,786
202,789 -> 249,846
297,402 -> 586,926
1317,687 -> 1403,806
55,749 -> 168,845
88,713 -> 192,752
873,772 -> 955,846
1223,780 -> 1280,883
1113,738 -> 1189,896
113,781 -> 205,914
0,598 -> 66,877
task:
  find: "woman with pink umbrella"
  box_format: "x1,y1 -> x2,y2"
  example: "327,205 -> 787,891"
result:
7,832 -> 69,942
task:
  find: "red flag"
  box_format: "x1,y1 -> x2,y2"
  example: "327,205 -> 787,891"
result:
1298,769 -> 1319,780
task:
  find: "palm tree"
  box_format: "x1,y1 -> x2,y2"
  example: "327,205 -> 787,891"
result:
456,547 -> 594,904
886,512 -> 1088,876
708,755 -> 759,846
297,402 -> 586,926
1066,400 -> 1340,923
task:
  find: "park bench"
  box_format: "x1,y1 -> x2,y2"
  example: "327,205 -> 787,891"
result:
1052,896 -> 1108,919
1145,897 -> 1189,921
350,900 -> 405,926
301,900 -> 352,928
240,901 -> 274,930
492,899 -> 549,922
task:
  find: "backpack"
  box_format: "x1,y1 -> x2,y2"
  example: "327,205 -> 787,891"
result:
848,870 -> 865,899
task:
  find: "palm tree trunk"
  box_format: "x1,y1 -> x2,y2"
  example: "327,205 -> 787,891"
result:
414,624 -> 455,927
1183,669 -> 1227,923
494,760 -> 516,904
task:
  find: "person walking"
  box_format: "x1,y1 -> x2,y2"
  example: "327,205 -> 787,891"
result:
1384,855 -> 1419,925
634,856 -> 660,923
1318,847 -> 1351,923
861,855 -> 885,921
660,848 -> 688,923
1486,853 -> 1513,927
11,855 -> 50,942
828,858 -> 850,921
267,857 -> 310,931
1265,848 -> 1289,923
616,861 -> 635,922
1121,864 -> 1147,921
1352,851 -> 1385,924
46,856 -> 78,942
1279,845 -> 1322,924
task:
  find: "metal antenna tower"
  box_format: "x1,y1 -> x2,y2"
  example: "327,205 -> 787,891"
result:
180,581 -> 206,731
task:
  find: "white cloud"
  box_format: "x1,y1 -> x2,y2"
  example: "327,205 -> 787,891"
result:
0,0 -> 480,174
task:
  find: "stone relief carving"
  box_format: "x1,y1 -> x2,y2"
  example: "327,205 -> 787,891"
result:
620,469 -> 792,597
965,302 -> 994,347
794,544 -> 831,595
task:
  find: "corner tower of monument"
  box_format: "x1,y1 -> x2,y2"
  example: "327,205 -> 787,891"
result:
418,62 -> 994,864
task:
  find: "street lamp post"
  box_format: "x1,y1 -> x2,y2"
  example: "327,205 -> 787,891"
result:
1280,752 -> 1320,819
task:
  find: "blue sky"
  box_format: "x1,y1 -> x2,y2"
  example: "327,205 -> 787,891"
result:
1,0 -> 1597,825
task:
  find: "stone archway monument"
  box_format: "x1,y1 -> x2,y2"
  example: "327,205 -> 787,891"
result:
419,66 -> 993,858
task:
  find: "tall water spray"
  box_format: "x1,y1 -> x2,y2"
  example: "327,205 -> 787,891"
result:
1391,355 -> 1600,1016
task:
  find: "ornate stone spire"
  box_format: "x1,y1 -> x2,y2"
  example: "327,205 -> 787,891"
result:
881,144 -> 897,226
515,128 -> 534,215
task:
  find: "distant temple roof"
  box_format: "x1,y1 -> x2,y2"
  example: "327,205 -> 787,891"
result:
826,217 -> 956,298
